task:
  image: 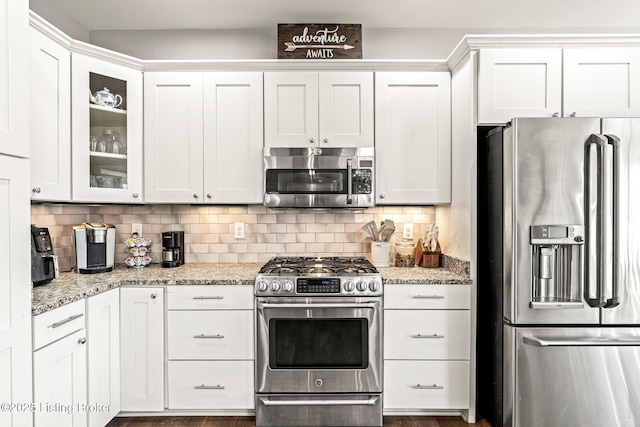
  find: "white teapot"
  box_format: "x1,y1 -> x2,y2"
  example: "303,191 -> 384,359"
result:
89,87 -> 122,108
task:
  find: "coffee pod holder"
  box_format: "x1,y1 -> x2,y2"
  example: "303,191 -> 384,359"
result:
123,232 -> 153,268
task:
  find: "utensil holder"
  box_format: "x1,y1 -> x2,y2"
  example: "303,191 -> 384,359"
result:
414,238 -> 441,268
371,241 -> 390,267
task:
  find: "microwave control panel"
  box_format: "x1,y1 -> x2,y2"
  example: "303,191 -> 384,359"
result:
354,169 -> 373,194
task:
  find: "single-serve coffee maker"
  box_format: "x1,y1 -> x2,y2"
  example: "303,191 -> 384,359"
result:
73,223 -> 116,274
31,225 -> 59,286
162,231 -> 184,268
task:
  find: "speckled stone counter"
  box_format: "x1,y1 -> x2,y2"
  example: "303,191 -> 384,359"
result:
32,260 -> 471,315
378,266 -> 472,285
32,263 -> 262,316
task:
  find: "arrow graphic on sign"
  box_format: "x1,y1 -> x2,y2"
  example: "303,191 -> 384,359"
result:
284,42 -> 355,52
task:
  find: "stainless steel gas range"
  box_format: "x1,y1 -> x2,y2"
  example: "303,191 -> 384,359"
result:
254,256 -> 383,427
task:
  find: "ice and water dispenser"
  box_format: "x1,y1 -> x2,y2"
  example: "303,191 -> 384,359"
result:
530,225 -> 585,308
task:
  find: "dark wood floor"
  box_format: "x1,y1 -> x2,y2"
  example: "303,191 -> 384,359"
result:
106,415 -> 492,427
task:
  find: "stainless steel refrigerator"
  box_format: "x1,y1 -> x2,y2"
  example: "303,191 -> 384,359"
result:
477,117 -> 640,427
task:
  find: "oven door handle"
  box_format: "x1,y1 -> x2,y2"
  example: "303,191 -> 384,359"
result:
257,301 -> 380,310
258,396 -> 381,407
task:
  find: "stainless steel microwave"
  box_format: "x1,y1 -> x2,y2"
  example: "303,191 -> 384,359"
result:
264,147 -> 374,208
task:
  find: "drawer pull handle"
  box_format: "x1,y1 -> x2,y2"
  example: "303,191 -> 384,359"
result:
412,333 -> 445,339
413,384 -> 444,390
193,334 -> 225,339
193,296 -> 224,300
50,313 -> 84,328
413,295 -> 445,299
194,384 -> 225,390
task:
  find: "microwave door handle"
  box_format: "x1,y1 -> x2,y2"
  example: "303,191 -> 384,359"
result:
604,134 -> 621,308
586,134 -> 607,307
346,158 -> 353,204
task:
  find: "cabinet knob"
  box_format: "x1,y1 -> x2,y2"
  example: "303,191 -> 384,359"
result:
570,112 -> 577,118
309,138 -> 315,144
78,338 -> 87,344
32,187 -> 41,193
193,194 -> 199,199
132,193 -> 139,198
379,194 -> 386,199
323,138 -> 328,143
151,293 -> 157,299
207,194 -> 212,199
552,112 -> 560,117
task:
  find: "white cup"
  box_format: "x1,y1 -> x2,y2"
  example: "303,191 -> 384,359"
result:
371,241 -> 390,267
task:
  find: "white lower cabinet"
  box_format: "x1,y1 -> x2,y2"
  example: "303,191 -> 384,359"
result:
166,285 -> 254,411
384,360 -> 470,410
383,284 -> 471,413
33,300 -> 88,427
167,361 -> 254,410
119,287 -> 164,412
86,289 -> 120,426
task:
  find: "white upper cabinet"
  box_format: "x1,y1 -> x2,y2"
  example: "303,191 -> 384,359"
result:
478,47 -> 640,123
203,72 -> 263,203
0,0 -> 29,158
29,27 -> 71,202
144,72 -> 204,203
264,71 -> 373,147
71,53 -> 143,203
563,47 -> 640,117
145,71 -> 263,204
375,72 -> 451,205
478,48 -> 563,124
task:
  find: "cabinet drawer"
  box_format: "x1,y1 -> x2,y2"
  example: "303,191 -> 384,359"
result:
168,360 -> 254,409
166,285 -> 253,310
168,310 -> 253,360
384,284 -> 470,309
383,360 -> 469,410
33,299 -> 86,350
384,310 -> 470,360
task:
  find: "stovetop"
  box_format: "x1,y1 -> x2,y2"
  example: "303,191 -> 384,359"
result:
258,256 -> 379,276
256,256 -> 382,297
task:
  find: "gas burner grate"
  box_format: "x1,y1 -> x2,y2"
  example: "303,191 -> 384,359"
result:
259,256 -> 378,275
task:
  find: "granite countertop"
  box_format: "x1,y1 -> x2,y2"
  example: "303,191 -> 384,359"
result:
32,261 -> 471,316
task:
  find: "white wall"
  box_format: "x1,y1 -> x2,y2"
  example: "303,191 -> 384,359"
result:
29,0 -> 89,41
87,28 -> 473,60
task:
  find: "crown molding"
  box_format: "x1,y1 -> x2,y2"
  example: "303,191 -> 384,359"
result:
29,12 -> 640,74
447,33 -> 640,70
142,59 -> 450,72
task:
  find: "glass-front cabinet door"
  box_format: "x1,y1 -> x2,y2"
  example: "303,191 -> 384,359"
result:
71,52 -> 143,203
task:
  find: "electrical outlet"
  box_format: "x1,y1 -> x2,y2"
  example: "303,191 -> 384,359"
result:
234,222 -> 245,239
402,223 -> 413,240
132,223 -> 143,235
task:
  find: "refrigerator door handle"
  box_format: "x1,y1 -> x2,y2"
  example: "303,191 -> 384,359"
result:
604,134 -> 621,309
586,134 -> 608,308
523,333 -> 640,347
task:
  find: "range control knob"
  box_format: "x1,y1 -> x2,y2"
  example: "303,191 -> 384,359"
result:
369,280 -> 381,292
270,281 -> 281,292
343,280 -> 355,292
282,280 -> 294,292
258,280 -> 269,292
356,280 -> 368,292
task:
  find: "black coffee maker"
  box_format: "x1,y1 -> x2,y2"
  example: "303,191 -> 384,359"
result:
31,225 -> 59,286
162,231 -> 184,268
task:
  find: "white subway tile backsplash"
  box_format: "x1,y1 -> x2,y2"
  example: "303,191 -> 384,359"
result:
31,204 -> 440,268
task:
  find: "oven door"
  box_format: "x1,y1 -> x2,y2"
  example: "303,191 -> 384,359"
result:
255,297 -> 382,394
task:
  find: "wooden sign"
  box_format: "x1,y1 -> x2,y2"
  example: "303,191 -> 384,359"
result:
278,24 -> 362,59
